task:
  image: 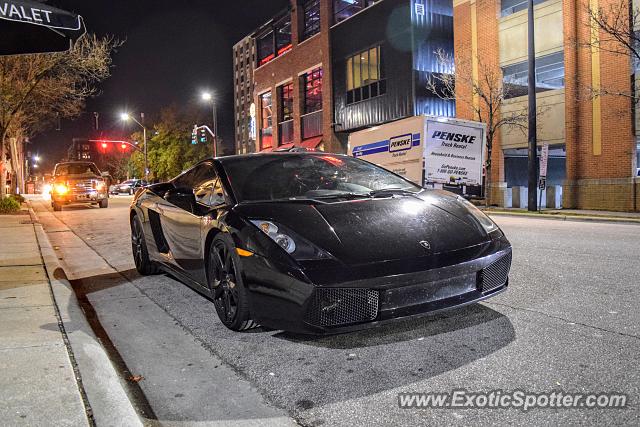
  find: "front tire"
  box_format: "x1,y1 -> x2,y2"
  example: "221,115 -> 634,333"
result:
131,214 -> 158,275
99,199 -> 108,208
52,202 -> 62,211
208,234 -> 257,331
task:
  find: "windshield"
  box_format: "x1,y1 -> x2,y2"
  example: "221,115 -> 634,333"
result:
222,154 -> 421,203
54,163 -> 100,176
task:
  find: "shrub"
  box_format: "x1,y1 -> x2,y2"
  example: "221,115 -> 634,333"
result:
0,196 -> 21,214
9,193 -> 25,204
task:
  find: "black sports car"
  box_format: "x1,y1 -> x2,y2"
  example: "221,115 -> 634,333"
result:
130,153 -> 512,334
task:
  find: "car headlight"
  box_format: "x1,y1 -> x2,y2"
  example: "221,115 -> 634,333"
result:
95,181 -> 105,191
54,184 -> 68,195
250,220 -> 330,260
456,196 -> 498,234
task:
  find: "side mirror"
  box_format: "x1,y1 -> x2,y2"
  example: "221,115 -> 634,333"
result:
164,187 -> 195,212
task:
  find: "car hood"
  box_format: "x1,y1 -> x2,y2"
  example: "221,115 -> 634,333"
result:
235,192 -> 489,265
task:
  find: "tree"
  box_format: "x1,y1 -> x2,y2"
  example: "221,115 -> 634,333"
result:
585,0 -> 638,105
0,35 -> 120,196
125,106 -> 212,182
426,50 -> 528,204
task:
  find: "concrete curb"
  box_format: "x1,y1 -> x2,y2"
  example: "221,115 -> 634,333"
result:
29,205 -> 143,427
484,210 -> 640,225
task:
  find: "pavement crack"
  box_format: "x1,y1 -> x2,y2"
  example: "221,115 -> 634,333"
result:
484,301 -> 640,340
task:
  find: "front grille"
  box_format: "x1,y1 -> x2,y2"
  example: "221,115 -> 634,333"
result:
70,179 -> 95,194
305,288 -> 379,327
478,251 -> 512,293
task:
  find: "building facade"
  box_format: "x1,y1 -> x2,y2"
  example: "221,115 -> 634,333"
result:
454,0 -> 639,211
235,0 -> 640,211
232,36 -> 257,154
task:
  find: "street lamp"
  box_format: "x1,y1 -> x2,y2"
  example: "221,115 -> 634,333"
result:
201,91 -> 218,157
121,112 -> 148,180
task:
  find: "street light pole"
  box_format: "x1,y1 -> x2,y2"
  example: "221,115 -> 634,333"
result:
527,0 -> 538,211
201,92 -> 218,157
121,112 -> 148,181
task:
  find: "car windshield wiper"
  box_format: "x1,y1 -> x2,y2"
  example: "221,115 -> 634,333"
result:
367,188 -> 422,198
302,192 -> 370,200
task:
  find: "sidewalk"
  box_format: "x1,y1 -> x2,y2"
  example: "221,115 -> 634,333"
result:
0,210 -> 89,425
482,207 -> 640,224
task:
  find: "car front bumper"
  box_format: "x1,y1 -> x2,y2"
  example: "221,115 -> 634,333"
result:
242,236 -> 512,334
52,191 -> 107,204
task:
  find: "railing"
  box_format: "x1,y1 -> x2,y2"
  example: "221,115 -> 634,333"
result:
278,119 -> 294,145
301,110 -> 323,139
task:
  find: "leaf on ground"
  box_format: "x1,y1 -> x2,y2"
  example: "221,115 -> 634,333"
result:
127,375 -> 144,383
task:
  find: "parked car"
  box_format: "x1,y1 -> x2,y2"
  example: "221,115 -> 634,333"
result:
129,153 -> 512,334
50,161 -> 109,211
112,179 -> 148,195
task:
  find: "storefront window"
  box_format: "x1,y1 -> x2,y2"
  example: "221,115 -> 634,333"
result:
279,83 -> 294,121
260,91 -> 273,149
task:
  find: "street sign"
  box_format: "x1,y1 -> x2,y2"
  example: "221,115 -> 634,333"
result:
539,143 -> 549,178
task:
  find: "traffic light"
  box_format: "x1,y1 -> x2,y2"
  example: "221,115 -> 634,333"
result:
121,143 -> 127,150
101,142 -> 108,149
198,127 -> 208,144
191,126 -> 197,145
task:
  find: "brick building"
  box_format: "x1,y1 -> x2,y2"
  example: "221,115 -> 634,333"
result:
251,0 -> 340,153
454,0 -> 640,211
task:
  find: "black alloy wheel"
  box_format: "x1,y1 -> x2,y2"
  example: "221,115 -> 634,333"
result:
131,215 -> 158,275
208,235 -> 256,331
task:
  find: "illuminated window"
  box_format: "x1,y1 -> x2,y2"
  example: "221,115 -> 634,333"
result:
346,46 -> 385,104
334,0 -> 380,24
279,82 -> 294,121
256,14 -> 292,66
260,91 -> 273,149
303,0 -> 321,40
303,67 -> 323,114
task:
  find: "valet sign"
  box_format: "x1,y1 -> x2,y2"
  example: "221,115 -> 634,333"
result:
424,120 -> 484,185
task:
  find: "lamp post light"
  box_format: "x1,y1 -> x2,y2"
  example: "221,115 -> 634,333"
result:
201,91 -> 218,157
121,112 -> 148,181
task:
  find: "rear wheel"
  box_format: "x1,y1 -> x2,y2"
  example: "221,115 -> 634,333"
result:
208,235 -> 257,331
131,215 -> 158,275
99,199 -> 108,208
52,203 -> 62,211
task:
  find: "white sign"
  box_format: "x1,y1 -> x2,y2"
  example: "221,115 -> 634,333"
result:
539,143 -> 549,178
424,120 -> 484,185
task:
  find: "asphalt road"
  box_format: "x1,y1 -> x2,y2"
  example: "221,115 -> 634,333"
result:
32,196 -> 640,426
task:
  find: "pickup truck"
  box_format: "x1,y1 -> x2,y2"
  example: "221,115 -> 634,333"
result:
50,161 -> 109,211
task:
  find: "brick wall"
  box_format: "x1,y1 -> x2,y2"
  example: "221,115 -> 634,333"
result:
252,0 -> 340,153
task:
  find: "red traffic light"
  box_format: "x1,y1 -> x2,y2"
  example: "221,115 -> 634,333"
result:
121,143 -> 127,150
101,142 -> 108,149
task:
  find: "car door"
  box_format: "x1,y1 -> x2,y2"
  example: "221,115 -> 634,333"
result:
160,162 -> 217,284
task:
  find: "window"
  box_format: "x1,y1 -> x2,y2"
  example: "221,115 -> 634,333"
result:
256,13 -> 292,66
334,0 -> 380,24
257,31 -> 275,66
302,0 -> 321,40
275,15 -> 292,55
279,82 -> 294,121
346,45 -> 385,104
502,51 -> 565,99
500,0 -> 546,16
303,67 -> 323,114
173,162 -> 215,191
260,91 -> 273,149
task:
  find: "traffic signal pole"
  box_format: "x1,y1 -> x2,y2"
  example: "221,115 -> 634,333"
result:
527,0 -> 538,211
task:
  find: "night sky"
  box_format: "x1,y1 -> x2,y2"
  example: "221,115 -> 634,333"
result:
33,0 -> 289,171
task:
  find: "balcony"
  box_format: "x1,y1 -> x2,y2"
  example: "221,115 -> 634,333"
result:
278,119 -> 294,145
301,110 -> 322,139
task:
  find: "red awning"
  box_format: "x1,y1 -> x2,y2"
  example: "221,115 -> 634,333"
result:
259,146 -> 273,152
300,136 -> 323,149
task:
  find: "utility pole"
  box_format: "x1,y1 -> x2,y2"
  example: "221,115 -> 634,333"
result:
527,0 -> 538,211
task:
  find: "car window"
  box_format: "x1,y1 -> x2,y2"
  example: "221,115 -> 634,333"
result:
173,162 -> 215,190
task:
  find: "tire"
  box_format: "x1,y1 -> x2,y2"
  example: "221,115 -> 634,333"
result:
52,203 -> 62,211
99,199 -> 108,208
131,214 -> 158,275
208,234 -> 257,331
